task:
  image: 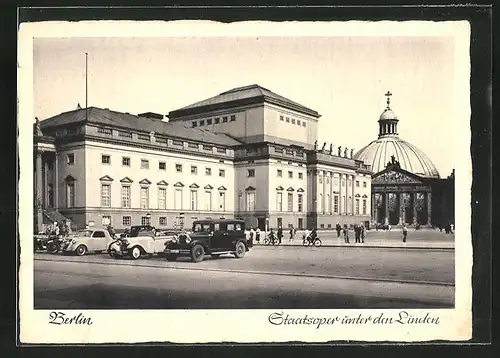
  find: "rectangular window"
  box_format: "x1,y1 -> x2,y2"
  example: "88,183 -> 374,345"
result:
247,169 -> 255,177
141,216 -> 151,226
176,164 -> 182,172
217,148 -> 226,154
230,115 -> 236,121
102,216 -> 111,226
298,172 -> 303,180
203,145 -> 212,151
246,192 -> 255,211
297,120 -> 301,126
285,117 -> 290,123
277,169 -> 282,177
199,120 -> 205,126
97,127 -> 113,136
218,192 -> 226,211
140,159 -> 149,169
276,192 -> 283,211
172,140 -> 183,146
287,193 -> 293,212
214,117 -> 220,124
362,199 -> 367,215
121,186 -> 131,208
320,224 -> 325,229
174,189 -> 182,210
158,187 -> 166,209
192,121 -> 197,128
159,217 -> 167,226
190,190 -> 198,210
288,171 -> 293,179
356,199 -> 360,215
363,181 -> 367,188
298,194 -> 303,212
67,153 -> 75,165
191,165 -> 198,175
140,187 -> 149,209
122,216 -> 131,226
205,167 -> 212,176
205,191 -> 212,211
66,182 -> 75,208
291,118 -> 296,124
101,155 -> 111,164
356,180 -> 360,187
101,183 -> 111,207
280,115 -> 284,121
122,157 -> 130,166
159,161 -> 166,170
118,131 -> 132,138
222,116 -> 228,123
302,121 -> 306,127
219,169 -> 225,177
277,218 -> 283,228
207,118 -> 213,125
274,147 -> 283,154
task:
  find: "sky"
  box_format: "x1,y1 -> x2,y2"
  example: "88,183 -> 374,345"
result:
33,35 -> 458,176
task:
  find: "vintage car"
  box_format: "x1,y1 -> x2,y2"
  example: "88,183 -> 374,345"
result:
109,225 -> 179,259
61,228 -> 114,256
164,219 -> 253,262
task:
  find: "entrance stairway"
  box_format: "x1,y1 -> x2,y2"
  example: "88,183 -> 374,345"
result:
42,208 -> 69,224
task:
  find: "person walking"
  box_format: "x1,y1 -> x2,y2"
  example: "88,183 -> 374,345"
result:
360,225 -> 365,243
255,228 -> 261,244
289,227 -> 295,242
402,224 -> 408,243
354,225 -> 360,243
249,227 -> 255,244
343,224 -> 350,243
336,223 -> 341,238
277,227 -> 283,245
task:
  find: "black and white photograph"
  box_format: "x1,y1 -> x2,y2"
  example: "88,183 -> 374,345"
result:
18,18 -> 473,344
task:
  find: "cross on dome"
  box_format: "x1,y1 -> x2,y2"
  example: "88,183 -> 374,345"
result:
385,91 -> 392,109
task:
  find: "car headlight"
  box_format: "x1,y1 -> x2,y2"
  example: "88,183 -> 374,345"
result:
185,235 -> 191,244
71,239 -> 76,244
171,236 -> 178,244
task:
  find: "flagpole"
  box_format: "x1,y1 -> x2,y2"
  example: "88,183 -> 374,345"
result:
85,52 -> 88,121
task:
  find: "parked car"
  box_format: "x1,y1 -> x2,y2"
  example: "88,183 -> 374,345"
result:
109,225 -> 179,259
61,228 -> 114,256
164,219 -> 253,263
34,234 -> 50,252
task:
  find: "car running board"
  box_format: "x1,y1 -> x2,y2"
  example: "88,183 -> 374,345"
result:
210,251 -> 234,255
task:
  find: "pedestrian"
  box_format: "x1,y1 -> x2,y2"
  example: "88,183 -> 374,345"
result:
343,224 -> 350,243
361,225 -> 365,243
54,222 -> 60,237
355,225 -> 360,243
277,227 -> 283,245
336,223 -> 341,238
289,227 -> 295,242
249,226 -> 255,244
402,224 -> 408,243
255,228 -> 261,244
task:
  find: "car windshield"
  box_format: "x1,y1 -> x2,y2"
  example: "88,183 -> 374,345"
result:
192,223 -> 212,232
129,227 -> 154,237
75,230 -> 92,237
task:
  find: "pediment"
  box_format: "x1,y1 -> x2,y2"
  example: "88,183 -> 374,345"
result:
174,182 -> 184,187
99,175 -> 114,182
245,186 -> 256,191
64,175 -> 76,182
204,185 -> 213,190
297,188 -> 305,193
218,186 -> 227,191
286,187 -> 295,192
157,180 -> 169,186
276,186 -> 284,191
189,183 -> 200,189
120,177 -> 133,183
372,170 -> 423,185
139,178 -> 152,185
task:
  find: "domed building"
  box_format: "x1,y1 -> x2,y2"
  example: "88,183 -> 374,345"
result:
354,92 -> 454,227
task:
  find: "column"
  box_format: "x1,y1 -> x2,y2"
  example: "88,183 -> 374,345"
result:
398,193 -> 404,225
351,175 -> 355,216
372,193 -> 377,225
426,191 -> 432,226
384,192 -> 389,225
36,151 -> 43,233
44,159 -> 49,209
329,172 -> 333,214
338,174 -> 342,215
54,153 -> 59,209
322,171 -> 326,214
412,192 -> 418,225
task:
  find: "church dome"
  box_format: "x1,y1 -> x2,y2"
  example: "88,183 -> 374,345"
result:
354,91 -> 440,178
354,136 -> 440,178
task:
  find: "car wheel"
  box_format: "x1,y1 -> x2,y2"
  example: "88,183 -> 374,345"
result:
191,244 -> 205,263
165,254 -> 178,262
75,245 -> 87,256
303,240 -> 309,247
131,246 -> 141,260
234,241 -> 246,258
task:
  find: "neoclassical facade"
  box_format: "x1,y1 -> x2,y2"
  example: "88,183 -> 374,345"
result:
34,84 -> 372,232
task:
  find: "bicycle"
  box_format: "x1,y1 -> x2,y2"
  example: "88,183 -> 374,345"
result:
302,234 -> 322,247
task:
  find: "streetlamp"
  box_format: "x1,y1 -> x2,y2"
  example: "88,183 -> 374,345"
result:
238,190 -> 242,218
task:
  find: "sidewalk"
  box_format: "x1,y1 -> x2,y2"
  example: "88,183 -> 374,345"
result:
253,237 -> 454,250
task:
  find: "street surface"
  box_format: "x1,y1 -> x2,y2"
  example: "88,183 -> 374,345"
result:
34,232 -> 455,309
